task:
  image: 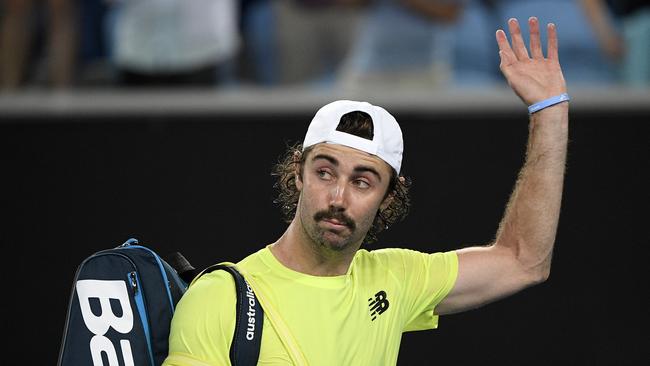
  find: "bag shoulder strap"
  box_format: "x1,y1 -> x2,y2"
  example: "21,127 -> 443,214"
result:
198,263 -> 263,366
236,267 -> 309,366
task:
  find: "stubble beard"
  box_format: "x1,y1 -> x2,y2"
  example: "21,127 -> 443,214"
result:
302,207 -> 360,253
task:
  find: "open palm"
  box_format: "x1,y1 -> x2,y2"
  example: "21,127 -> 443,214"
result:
497,17 -> 567,106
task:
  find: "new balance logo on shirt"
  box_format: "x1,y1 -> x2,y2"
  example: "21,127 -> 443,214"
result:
368,290 -> 389,321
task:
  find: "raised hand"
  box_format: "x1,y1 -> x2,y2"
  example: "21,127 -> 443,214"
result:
496,17 -> 567,106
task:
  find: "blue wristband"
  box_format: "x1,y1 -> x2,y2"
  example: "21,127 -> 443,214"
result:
528,93 -> 570,114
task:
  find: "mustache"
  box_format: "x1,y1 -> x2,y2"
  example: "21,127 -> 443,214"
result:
314,208 -> 356,230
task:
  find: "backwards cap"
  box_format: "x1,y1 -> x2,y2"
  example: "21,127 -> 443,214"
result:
302,100 -> 403,174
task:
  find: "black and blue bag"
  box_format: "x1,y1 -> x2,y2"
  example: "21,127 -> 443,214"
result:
58,238 -> 263,366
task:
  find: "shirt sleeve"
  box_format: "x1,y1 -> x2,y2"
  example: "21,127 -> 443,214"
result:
163,271 -> 236,366
392,249 -> 458,332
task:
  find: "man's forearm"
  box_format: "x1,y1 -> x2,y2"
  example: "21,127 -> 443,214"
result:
495,103 -> 568,279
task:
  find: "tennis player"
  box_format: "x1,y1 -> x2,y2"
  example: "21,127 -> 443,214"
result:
163,16 -> 569,365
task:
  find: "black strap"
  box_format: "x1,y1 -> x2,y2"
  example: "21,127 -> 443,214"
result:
200,264 -> 264,366
166,251 -> 199,284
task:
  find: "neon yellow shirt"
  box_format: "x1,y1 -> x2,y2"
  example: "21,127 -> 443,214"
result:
163,246 -> 458,366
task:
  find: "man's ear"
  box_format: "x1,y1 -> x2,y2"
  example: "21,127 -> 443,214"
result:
380,176 -> 404,211
296,172 -> 303,191
379,192 -> 393,211
294,151 -> 303,191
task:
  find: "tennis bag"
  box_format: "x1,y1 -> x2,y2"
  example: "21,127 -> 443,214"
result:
58,238 -> 263,366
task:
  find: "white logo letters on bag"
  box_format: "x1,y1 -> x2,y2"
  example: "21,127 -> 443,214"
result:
76,280 -> 135,366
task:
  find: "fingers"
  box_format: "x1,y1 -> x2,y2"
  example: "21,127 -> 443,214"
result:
508,18 -> 530,60
496,29 -> 516,66
547,23 -> 559,61
529,17 -> 543,59
498,18 -> 559,61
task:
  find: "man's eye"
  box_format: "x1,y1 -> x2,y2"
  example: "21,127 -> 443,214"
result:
317,170 -> 332,179
354,179 -> 370,189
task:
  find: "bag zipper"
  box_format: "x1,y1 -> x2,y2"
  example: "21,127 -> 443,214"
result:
120,239 -> 176,313
128,271 -> 155,366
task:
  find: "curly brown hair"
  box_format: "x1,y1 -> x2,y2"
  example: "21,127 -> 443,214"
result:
271,111 -> 411,244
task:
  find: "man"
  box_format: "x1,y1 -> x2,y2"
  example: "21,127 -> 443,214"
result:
163,17 -> 569,365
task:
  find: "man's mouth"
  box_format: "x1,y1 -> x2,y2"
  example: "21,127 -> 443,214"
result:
314,210 -> 356,231
322,218 -> 347,228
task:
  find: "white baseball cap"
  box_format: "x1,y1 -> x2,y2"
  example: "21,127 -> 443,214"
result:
302,100 -> 403,174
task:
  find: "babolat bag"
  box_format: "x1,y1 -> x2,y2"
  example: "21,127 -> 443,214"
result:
57,238 -> 187,366
57,238 -> 264,366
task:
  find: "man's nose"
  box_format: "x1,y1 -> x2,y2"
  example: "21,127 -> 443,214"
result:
329,182 -> 347,208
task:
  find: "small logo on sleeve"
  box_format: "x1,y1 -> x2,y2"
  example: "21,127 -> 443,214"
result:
368,290 -> 389,321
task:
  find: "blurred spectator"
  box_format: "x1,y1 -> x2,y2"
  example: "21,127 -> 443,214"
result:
0,0 -> 76,90
76,0 -> 114,87
236,0 -> 280,87
108,0 -> 240,88
580,0 -> 650,87
274,0 -> 368,86
338,0 -> 462,90
340,0 -> 638,90
450,0 -> 502,86
579,0 -> 625,61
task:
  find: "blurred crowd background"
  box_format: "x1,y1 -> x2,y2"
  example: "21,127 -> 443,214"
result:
1,0 -> 649,92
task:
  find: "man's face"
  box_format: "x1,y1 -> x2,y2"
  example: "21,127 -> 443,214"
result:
295,143 -> 393,253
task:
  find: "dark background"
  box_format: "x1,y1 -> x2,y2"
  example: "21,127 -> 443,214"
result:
2,102 -> 648,365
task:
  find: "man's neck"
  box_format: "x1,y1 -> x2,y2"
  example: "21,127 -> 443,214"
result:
270,220 -> 359,276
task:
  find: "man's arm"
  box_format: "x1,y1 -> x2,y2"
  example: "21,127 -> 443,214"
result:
579,0 -> 625,61
436,17 -> 569,315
